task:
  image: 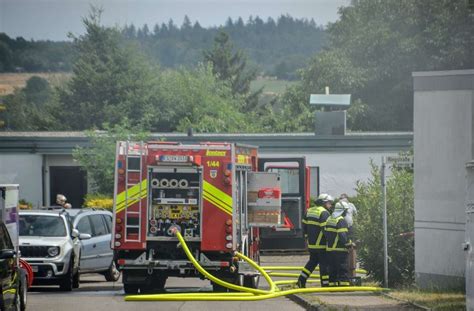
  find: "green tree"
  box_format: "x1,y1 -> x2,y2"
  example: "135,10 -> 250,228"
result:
203,31 -> 260,110
73,122 -> 149,195
352,160 -> 414,287
294,0 -> 473,131
3,76 -> 60,130
24,76 -> 52,105
60,8 -> 158,130
154,64 -> 256,133
0,41 -> 13,72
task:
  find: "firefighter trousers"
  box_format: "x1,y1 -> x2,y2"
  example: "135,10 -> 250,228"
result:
328,251 -> 350,286
298,250 -> 329,287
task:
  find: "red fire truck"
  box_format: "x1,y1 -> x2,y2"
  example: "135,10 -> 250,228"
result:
112,141 -> 282,293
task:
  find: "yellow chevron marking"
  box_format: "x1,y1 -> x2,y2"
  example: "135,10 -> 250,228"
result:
115,179 -> 148,213
203,181 -> 232,209
203,189 -> 232,213
203,192 -> 232,215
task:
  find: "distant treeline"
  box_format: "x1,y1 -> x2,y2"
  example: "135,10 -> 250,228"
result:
0,15 -> 326,79
0,33 -> 73,72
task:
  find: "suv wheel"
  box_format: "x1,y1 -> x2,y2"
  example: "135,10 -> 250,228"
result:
104,261 -> 121,282
73,267 -> 80,289
59,260 -> 74,291
19,277 -> 27,311
14,290 -> 20,311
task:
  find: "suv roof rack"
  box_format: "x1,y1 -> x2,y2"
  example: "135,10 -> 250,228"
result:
41,206 -> 65,211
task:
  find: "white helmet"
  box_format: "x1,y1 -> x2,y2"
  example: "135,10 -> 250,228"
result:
317,193 -> 334,203
333,201 -> 349,217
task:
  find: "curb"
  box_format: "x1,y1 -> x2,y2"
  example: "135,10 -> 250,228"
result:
288,294 -> 322,311
379,292 -> 430,311
289,292 -> 428,311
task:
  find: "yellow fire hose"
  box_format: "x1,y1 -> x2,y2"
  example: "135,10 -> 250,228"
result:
125,230 -> 385,302
274,279 -> 319,286
263,266 -> 368,275
234,251 -> 278,292
267,272 -> 320,279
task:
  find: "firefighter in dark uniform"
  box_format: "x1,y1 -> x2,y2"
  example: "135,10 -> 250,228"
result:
297,193 -> 334,288
325,203 -> 352,286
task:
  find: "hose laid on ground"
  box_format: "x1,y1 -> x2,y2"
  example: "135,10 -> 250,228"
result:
160,228 -> 271,295
267,272 -> 320,279
125,231 -> 385,302
234,251 -> 277,292
263,266 -> 368,275
274,279 -> 319,286
126,286 -> 386,301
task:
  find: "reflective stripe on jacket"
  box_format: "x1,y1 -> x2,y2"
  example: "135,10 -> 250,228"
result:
302,205 -> 330,250
325,215 -> 351,252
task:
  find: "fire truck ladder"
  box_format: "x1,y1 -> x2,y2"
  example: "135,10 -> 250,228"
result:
124,141 -> 144,243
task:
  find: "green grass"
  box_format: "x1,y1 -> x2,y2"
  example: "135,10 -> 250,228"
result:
390,289 -> 466,310
250,78 -> 297,95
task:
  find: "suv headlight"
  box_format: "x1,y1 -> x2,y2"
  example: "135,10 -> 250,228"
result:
47,246 -> 60,257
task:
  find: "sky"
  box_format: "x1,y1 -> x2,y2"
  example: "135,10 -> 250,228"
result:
0,0 -> 350,41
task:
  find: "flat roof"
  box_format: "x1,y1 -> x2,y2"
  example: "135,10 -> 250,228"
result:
413,69 -> 474,91
0,131 -> 413,154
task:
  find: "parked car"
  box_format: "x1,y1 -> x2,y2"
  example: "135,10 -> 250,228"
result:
65,209 -> 120,282
18,210 -> 87,291
0,219 -> 27,310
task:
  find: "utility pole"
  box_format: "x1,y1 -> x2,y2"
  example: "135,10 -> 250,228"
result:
381,156 -> 388,288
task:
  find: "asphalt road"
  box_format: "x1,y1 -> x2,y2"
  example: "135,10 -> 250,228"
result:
28,256 -> 307,311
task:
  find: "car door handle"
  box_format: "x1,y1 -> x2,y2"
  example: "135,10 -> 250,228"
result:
93,244 -> 97,248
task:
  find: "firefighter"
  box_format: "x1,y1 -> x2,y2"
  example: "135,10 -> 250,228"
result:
325,203 -> 352,286
335,199 -> 357,278
297,193 -> 334,288
338,193 -> 357,239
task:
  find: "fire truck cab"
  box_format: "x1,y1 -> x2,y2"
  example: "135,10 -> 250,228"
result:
112,141 -> 282,293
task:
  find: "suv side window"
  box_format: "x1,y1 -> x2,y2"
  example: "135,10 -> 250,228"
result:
103,215 -> 112,233
90,215 -> 107,237
0,223 -> 13,250
77,216 -> 93,235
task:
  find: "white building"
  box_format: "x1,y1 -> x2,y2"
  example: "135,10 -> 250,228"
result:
413,69 -> 474,295
0,131 -> 412,208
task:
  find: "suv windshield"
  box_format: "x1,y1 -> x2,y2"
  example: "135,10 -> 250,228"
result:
19,215 -> 67,237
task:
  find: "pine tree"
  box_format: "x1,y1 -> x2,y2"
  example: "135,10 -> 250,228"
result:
59,7 -> 157,130
203,31 -> 262,111
204,31 -> 255,95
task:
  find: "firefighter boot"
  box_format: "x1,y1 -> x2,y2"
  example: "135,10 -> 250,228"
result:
296,276 -> 307,288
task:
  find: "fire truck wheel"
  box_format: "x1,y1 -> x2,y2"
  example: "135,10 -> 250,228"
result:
140,275 -> 167,294
123,283 -> 139,295
152,275 -> 167,291
211,281 -> 229,292
211,276 -> 237,292
243,275 -> 260,289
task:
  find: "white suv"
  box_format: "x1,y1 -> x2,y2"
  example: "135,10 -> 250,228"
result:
19,209 -> 90,291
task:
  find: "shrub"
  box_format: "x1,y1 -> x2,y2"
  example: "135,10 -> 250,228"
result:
352,160 -> 414,287
84,193 -> 113,211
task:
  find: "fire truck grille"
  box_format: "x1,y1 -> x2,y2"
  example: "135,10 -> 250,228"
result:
20,246 -> 50,258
